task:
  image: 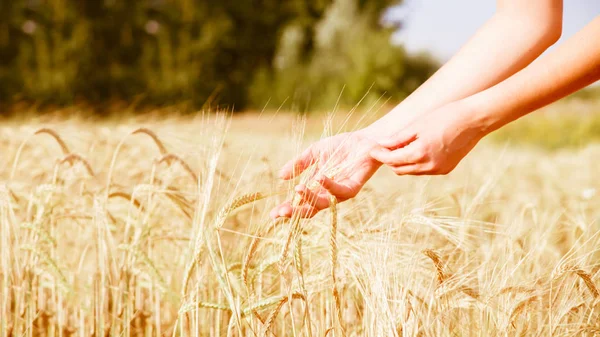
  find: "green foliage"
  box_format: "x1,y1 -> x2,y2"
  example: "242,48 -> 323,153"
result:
0,0 -> 88,104
0,0 -> 437,111
249,0 -> 437,111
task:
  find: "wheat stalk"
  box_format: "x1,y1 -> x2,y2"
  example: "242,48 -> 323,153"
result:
294,234 -> 314,337
553,301 -> 585,332
182,191 -> 271,297
328,195 -> 346,336
278,216 -> 300,274
162,192 -> 194,219
242,218 -> 283,292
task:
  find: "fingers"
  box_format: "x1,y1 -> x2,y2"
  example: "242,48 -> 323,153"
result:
370,145 -> 424,167
279,147 -> 316,180
270,201 -> 320,219
317,175 -> 357,201
377,132 -> 417,150
295,184 -> 331,210
390,164 -> 429,176
371,140 -> 444,176
270,202 -> 293,219
269,183 -> 333,220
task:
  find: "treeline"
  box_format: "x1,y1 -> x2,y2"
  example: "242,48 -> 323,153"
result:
0,0 -> 439,112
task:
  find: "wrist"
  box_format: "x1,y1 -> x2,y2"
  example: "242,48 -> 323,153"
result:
460,93 -> 499,137
360,105 -> 417,140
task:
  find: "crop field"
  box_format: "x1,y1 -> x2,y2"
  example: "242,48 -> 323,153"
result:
1,104 -> 600,336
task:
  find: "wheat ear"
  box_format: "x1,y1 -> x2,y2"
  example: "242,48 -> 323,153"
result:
423,249 -> 446,284
35,128 -> 71,155
10,128 -> 70,180
573,268 -> 599,298
250,256 -> 280,288
575,326 -> 600,335
131,128 -> 168,155
495,286 -> 535,297
555,265 -> 599,299
182,192 -> 270,296
156,153 -> 198,183
108,192 -> 144,211
215,192 -> 270,230
59,153 -> 95,177
509,296 -> 538,327
260,293 -> 306,337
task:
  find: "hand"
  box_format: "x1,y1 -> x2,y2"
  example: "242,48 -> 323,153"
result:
270,131 -> 382,219
370,101 -> 486,176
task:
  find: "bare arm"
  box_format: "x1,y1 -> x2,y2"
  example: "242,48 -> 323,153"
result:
365,0 -> 563,136
371,15 -> 600,176
271,0 -> 568,219
470,16 -> 600,134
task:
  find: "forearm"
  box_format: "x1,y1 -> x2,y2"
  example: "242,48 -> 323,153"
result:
366,1 -> 562,136
468,16 -> 600,135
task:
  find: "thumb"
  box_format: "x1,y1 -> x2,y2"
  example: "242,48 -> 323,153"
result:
279,146 -> 317,180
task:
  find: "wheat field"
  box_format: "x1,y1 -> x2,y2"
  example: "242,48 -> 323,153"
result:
1,112 -> 600,337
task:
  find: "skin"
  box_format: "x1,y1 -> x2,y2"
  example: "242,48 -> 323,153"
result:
271,0 -> 600,220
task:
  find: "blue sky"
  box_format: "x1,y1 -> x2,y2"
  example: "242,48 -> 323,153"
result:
388,0 -> 600,61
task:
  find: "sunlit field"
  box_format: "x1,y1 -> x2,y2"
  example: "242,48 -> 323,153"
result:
1,100 -> 600,336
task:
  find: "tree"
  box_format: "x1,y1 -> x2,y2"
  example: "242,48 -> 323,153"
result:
249,0 -> 438,111
0,0 -> 437,112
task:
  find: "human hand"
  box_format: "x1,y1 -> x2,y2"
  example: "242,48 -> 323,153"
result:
270,131 -> 382,219
370,101 -> 487,176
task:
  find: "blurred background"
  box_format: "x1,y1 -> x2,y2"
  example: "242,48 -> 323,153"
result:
0,0 -> 599,115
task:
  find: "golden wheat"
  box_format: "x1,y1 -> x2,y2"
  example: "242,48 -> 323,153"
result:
2,110 -> 600,336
